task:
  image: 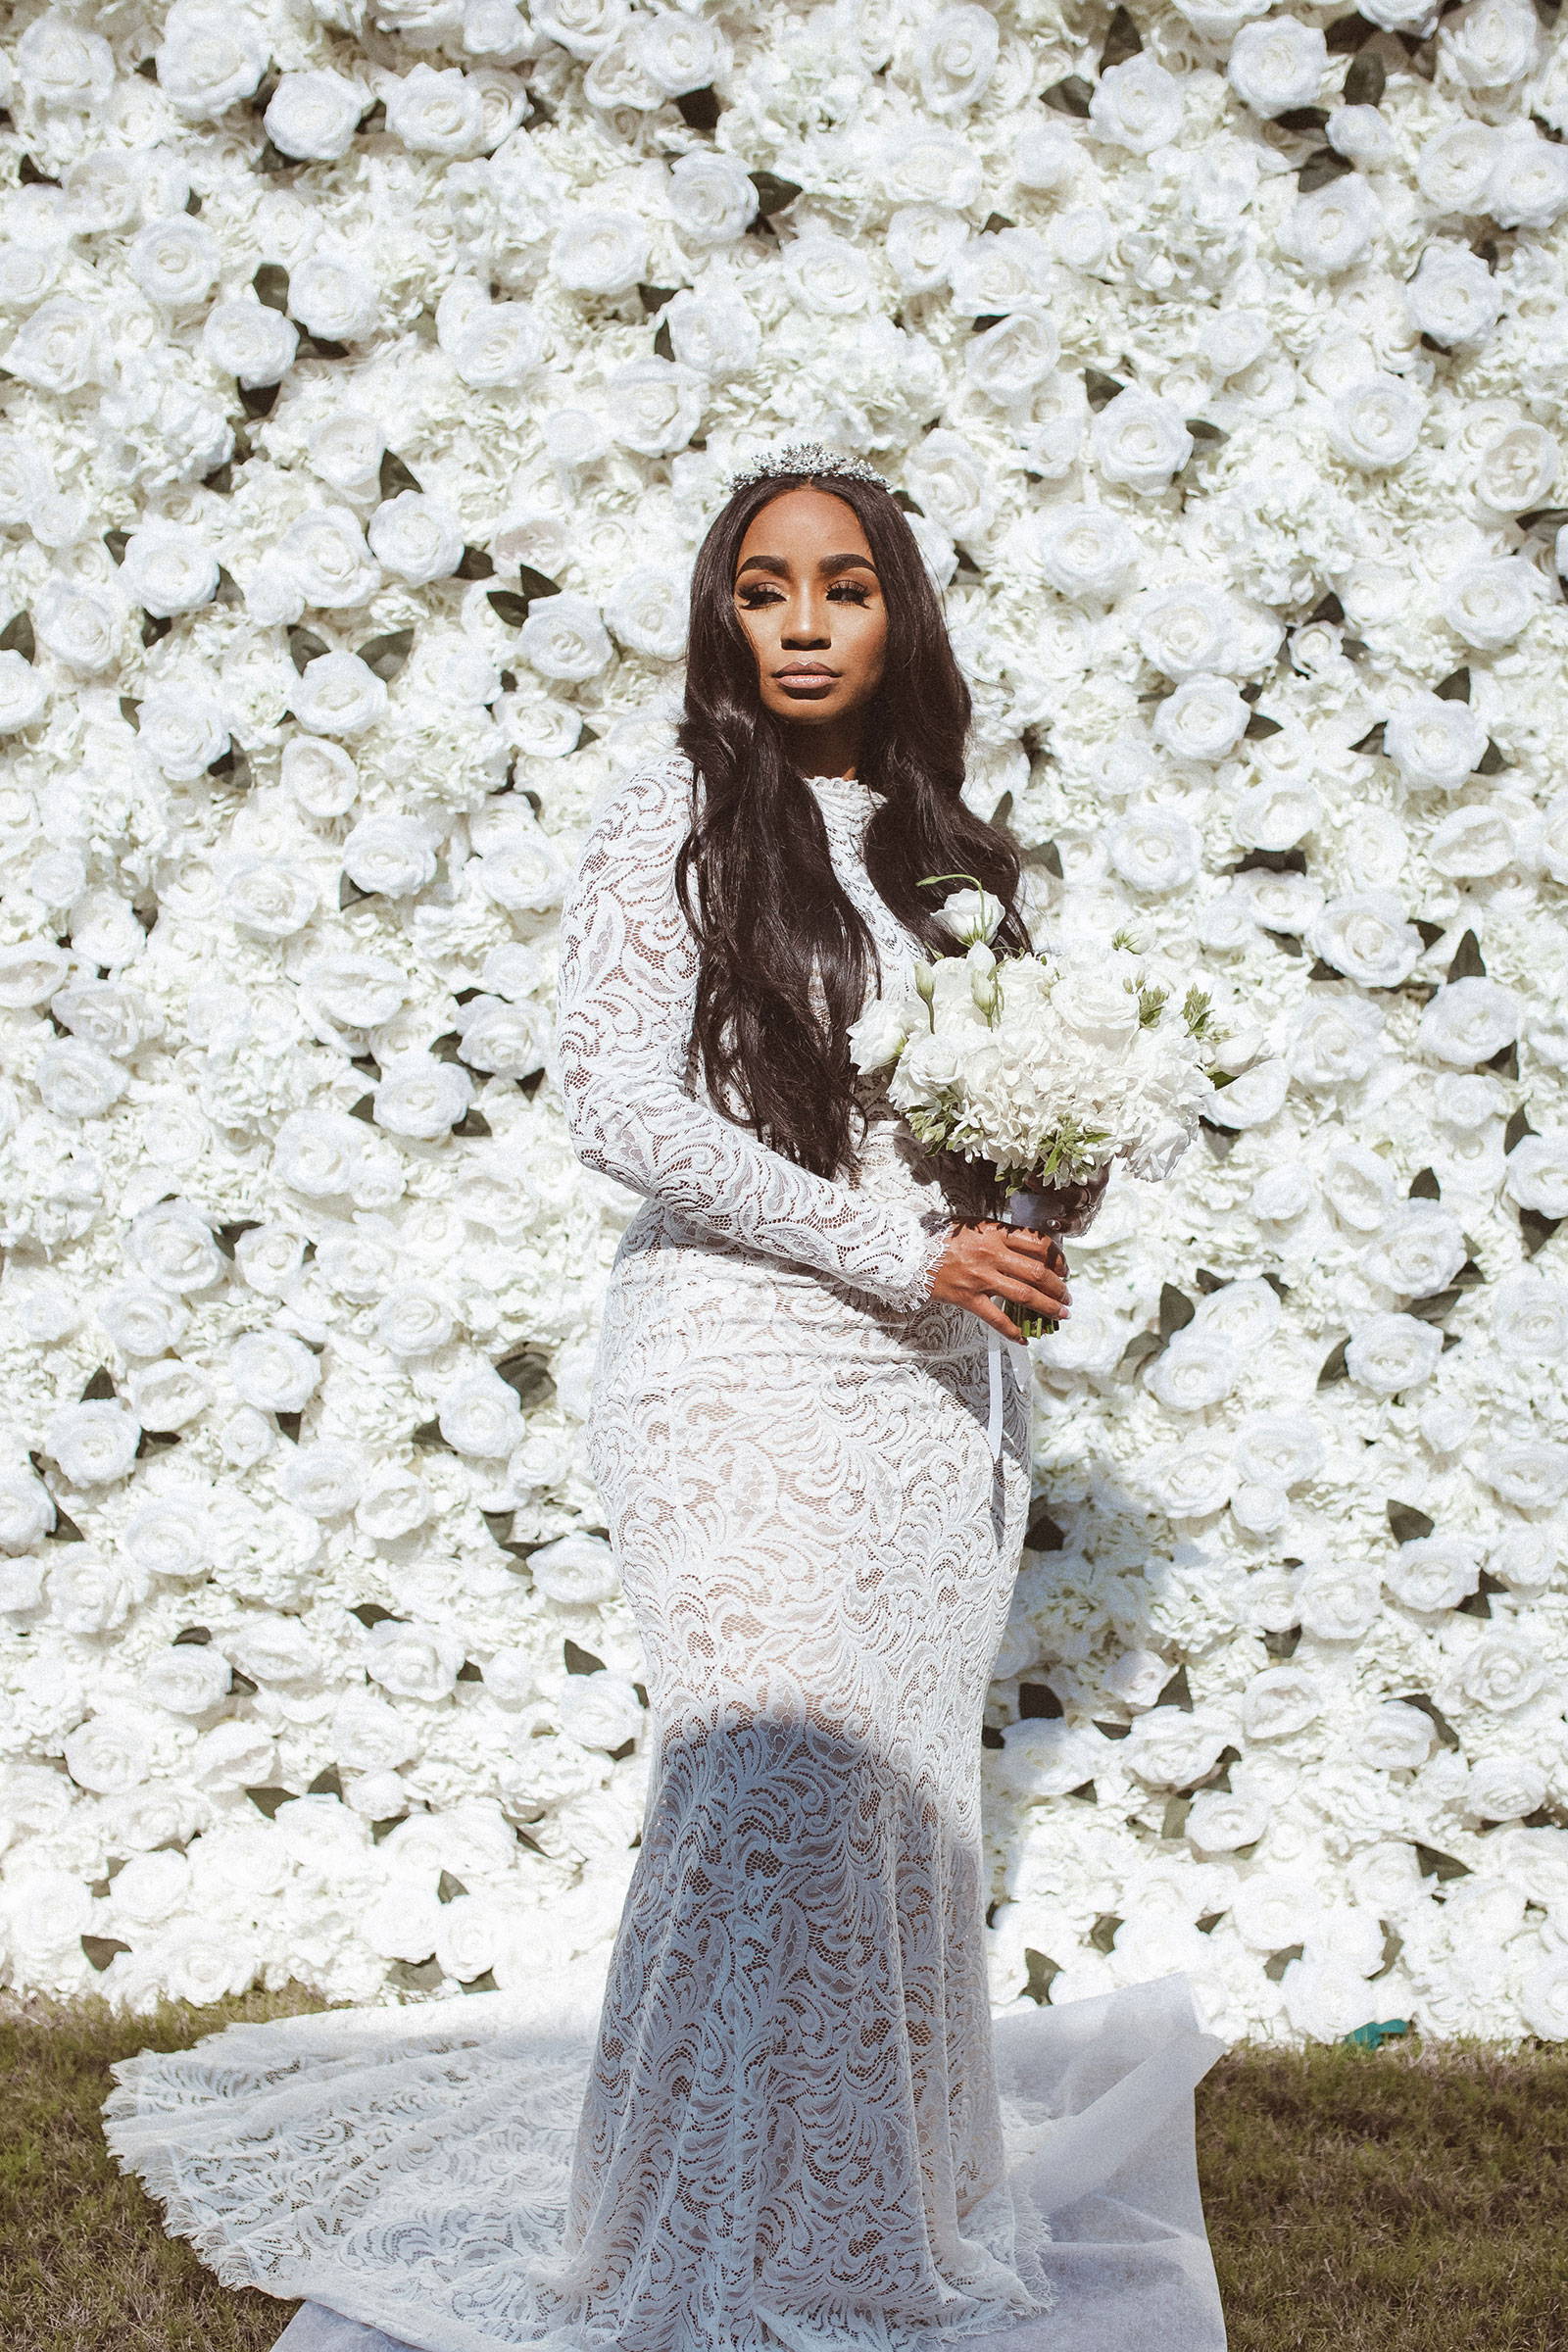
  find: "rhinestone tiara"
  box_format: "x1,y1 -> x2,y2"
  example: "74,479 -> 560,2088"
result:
721,442 -> 891,496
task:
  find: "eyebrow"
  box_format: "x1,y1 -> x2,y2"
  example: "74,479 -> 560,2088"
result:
734,552 -> 879,579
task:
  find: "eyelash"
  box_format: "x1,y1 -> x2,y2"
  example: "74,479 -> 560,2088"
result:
736,582 -> 873,608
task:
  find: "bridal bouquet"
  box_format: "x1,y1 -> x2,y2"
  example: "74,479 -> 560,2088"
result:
849,879 -> 1247,1337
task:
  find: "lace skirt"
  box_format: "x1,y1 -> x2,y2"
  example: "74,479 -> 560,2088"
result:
101,1215 -> 1229,2352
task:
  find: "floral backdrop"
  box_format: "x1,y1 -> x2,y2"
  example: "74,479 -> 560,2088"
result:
0,0 -> 1566,2046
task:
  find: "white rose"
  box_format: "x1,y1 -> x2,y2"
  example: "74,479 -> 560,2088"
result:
1328,374 -> 1425,469
1280,174 -> 1384,274
1089,56 -> 1185,153
1146,1328 -> 1240,1411
437,1366 -> 524,1455
16,14 -> 115,109
0,650 -> 47,732
1328,104 -> 1396,167
781,232 -> 875,318
1090,388 -> 1193,493
1228,18 -> 1326,115
878,123 -> 983,211
558,1670 -> 643,1751
1361,1201 -> 1466,1294
363,1881 -> 445,1963
527,1532 -> 619,1604
4,296 -> 102,395
1458,1634 -> 1549,1712
607,357 -> 704,456
1345,1312 -> 1444,1394
282,737 -> 358,817
386,65 -> 485,155
917,4 -> 999,112
1418,121 -> 1503,213
1385,1534 -> 1482,1610
1427,805 -> 1515,880
1416,976 -> 1519,1068
1404,246 -> 1501,347
1362,1700 -> 1437,1769
1185,1789 -> 1269,1853
1506,1133 -> 1568,1218
550,209 -> 648,298
342,812 -> 441,897
964,312 -> 1059,407
667,152 -> 755,247
454,997 -> 543,1078
1440,556 -> 1547,649
1296,1559 -> 1381,1642
1383,692 -> 1489,789
33,1038 -> 125,1119
1288,999 -> 1384,1087
142,1642 -> 232,1716
372,1284 -> 456,1357
264,68 -> 363,160
1105,808 -> 1200,893
372,1054 -> 473,1138
886,206 -> 969,294
120,521 -> 219,616
1440,0 -> 1540,89
364,1618 -> 466,1701
532,0 -> 628,58
1465,1753 -> 1545,1821
0,1463 -> 56,1551
1131,578 -> 1237,679
47,1549 -> 149,1634
664,283 -> 759,379
1152,673 -> 1250,761
518,592 -> 612,682
1035,505 -> 1140,603
137,681 -> 228,780
292,652 -> 388,738
1128,1705 -> 1236,1788
1491,1269 -> 1568,1362
1475,421 -> 1559,512
631,10 -> 729,93
1241,1666 -> 1322,1740
226,1329 -> 320,1414
45,1398 -> 141,1485
367,492 -> 465,586
157,1 -> 269,118
63,1703 -> 160,1792
356,1465 -> 432,1540
1484,1441 -> 1568,1512
121,1494 -> 212,1580
1485,128 -> 1568,229
289,253 -> 380,342
200,295 -> 299,391
127,1358 -> 213,1433
276,1439 -> 365,1516
905,431 -> 995,541
445,300 -> 545,388
1305,891 -> 1419,986
280,509 -> 381,609
35,580 -> 122,673
191,1718 -> 278,1788
330,1688 -> 419,1769
1490,1530 -> 1556,1593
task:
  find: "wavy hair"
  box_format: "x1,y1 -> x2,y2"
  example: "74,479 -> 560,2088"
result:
673,467 -> 1030,1181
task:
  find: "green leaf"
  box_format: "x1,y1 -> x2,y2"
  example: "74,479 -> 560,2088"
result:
1350,720 -> 1385,754
1435,665 -> 1471,701
437,1869 -> 467,1902
564,1638 -> 606,1675
287,626 -> 329,673
1100,7 -> 1143,71
1408,1165 -> 1442,1199
676,85 -> 721,132
1298,147 -> 1353,192
1043,74 -> 1094,116
358,627 -> 415,679
748,170 -> 802,217
379,449 -> 422,498
253,263 -> 290,313
1083,366 -> 1124,411
0,610 -> 34,661
1317,1336 -> 1350,1387
1157,1284 -> 1195,1338
487,590 -> 531,626
81,1936 -> 132,1971
455,544 -> 494,580
1388,1500 -> 1435,1544
1446,928 -> 1485,981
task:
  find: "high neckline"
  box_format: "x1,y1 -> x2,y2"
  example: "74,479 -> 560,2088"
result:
803,771 -> 877,806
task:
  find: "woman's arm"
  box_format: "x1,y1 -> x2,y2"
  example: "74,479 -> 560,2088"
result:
553,757 -> 950,1314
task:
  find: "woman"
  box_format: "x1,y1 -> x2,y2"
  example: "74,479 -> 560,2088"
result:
102,450 -> 1228,2352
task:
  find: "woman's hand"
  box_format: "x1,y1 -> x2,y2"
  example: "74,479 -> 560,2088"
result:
929,1220 -> 1071,1342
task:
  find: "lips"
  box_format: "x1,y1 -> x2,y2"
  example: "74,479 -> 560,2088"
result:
775,664 -> 837,681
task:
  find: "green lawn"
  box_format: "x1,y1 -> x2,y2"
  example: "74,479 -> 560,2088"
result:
3,1986 -> 1566,2351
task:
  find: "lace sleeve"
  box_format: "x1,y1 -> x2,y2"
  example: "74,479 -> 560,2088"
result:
553,758 -> 950,1314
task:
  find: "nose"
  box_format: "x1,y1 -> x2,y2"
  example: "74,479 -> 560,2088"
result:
781,589 -> 830,649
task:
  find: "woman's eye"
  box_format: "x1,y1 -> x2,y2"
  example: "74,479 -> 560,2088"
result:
828,582 -> 871,604
736,586 -> 784,608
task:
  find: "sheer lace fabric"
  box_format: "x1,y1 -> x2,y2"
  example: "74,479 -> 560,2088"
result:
102,760 -> 1228,2352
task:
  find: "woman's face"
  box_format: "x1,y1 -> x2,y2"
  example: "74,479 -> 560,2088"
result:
731,486 -> 888,748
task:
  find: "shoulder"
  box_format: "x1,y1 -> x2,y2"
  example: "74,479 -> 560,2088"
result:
579,751 -> 700,857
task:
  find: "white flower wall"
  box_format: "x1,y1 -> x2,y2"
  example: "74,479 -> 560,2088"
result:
0,0 -> 1566,2043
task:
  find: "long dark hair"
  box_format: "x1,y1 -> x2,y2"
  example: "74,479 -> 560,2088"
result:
673,466 -> 1030,1181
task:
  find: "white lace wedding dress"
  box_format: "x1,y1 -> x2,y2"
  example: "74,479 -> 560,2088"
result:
102,758 -> 1229,2352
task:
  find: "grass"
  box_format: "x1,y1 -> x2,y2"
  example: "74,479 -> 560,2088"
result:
3,1986 -> 1567,2351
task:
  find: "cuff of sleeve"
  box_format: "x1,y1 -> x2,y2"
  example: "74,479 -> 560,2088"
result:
866,1211 -> 952,1316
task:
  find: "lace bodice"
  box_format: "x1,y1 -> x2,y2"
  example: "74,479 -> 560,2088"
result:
553,756 -> 951,1318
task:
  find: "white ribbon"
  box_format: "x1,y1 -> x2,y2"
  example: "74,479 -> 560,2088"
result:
985,1324 -> 1027,1463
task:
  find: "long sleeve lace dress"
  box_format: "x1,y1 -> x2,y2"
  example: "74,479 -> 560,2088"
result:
100,756 -> 1229,2352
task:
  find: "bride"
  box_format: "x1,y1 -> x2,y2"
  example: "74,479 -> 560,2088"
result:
102,447 -> 1229,2352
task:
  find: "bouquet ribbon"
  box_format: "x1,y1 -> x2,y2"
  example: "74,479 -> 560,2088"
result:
984,1323 -> 1028,1463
